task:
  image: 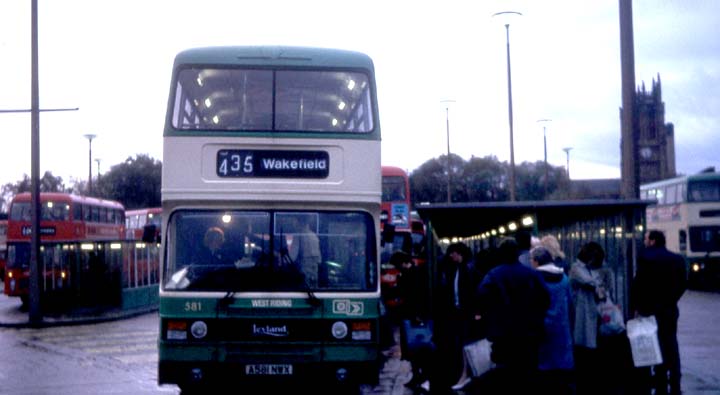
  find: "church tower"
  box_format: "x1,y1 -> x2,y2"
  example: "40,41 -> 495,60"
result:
635,74 -> 676,184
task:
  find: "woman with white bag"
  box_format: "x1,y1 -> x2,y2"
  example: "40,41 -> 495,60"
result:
569,241 -> 615,394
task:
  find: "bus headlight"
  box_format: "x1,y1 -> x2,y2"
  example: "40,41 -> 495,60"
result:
691,262 -> 702,272
331,321 -> 348,339
190,321 -> 208,339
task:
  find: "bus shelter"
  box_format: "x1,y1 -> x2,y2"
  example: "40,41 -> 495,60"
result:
415,199 -> 651,318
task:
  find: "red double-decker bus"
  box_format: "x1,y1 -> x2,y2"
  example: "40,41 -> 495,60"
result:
125,207 -> 162,241
380,166 -> 425,310
381,166 -> 411,232
0,216 -> 7,281
4,193 -> 125,305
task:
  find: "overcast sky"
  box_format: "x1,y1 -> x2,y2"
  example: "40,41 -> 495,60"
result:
0,0 -> 718,189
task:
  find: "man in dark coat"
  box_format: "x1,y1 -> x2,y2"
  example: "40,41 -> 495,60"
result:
632,230 -> 687,395
472,238 -> 550,393
430,242 -> 482,394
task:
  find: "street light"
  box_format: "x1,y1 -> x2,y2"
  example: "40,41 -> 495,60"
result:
440,99 -> 456,203
83,134 -> 97,195
563,147 -> 573,179
537,119 -> 552,196
493,11 -> 522,201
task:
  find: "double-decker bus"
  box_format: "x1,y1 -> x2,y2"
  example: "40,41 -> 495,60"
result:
640,169 -> 720,286
0,215 -> 7,281
4,193 -> 125,306
381,166 -> 411,232
379,167 -> 427,311
158,46 -> 382,393
125,207 -> 162,241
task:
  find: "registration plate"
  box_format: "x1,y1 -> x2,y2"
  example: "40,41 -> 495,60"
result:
245,364 -> 293,375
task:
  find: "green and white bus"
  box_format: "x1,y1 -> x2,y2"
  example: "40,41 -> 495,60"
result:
158,46 -> 382,393
640,169 -> 720,286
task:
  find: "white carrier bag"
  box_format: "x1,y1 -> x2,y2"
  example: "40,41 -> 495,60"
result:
626,315 -> 663,367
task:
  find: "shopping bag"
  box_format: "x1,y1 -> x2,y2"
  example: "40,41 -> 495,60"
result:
401,319 -> 434,358
598,298 -> 626,336
626,315 -> 663,367
463,338 -> 494,377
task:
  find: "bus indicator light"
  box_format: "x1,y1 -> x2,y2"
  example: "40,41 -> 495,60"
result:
351,321 -> 372,341
167,320 -> 188,340
351,330 -> 372,341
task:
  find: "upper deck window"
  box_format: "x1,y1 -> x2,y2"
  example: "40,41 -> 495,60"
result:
10,201 -> 70,221
172,68 -> 374,133
382,176 -> 407,202
688,179 -> 720,202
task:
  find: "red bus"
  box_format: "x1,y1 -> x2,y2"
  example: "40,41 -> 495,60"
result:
125,207 -> 162,241
381,166 -> 411,232
380,166 -> 417,309
4,193 -> 126,305
0,217 -> 7,281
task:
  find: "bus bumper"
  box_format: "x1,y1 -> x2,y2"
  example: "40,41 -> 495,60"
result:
158,359 -> 381,389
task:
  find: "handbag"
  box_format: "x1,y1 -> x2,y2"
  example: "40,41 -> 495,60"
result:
463,338 -> 494,377
626,315 -> 663,367
401,319 -> 434,358
597,298 -> 626,336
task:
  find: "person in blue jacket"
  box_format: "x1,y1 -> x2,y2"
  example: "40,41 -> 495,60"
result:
530,246 -> 575,394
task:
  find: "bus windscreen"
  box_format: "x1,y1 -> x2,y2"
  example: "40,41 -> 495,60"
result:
164,210 -> 376,292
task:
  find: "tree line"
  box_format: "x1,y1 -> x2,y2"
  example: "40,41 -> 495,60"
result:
0,154 -> 161,212
409,154 -> 571,204
0,153 -> 571,213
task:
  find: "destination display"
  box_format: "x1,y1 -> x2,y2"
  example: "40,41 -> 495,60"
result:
217,149 -> 329,178
21,226 -> 56,236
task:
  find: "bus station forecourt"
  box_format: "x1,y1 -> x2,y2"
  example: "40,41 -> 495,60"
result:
1,199 -> 719,394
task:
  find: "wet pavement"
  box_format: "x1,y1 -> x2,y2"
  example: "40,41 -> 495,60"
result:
1,291 -> 719,395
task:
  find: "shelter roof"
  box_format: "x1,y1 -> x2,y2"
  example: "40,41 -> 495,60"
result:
415,199 -> 651,239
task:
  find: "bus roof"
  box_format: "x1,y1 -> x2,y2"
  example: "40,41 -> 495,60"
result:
173,46 -> 375,71
382,166 -> 408,177
641,171 -> 720,190
126,207 -> 162,216
11,192 -> 125,210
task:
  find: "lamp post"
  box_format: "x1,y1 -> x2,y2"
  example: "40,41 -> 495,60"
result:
83,134 -> 97,195
440,99 -> 456,203
4,0 -> 81,325
563,147 -> 573,179
29,0 -> 42,325
493,11 -> 522,201
537,119 -> 552,196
